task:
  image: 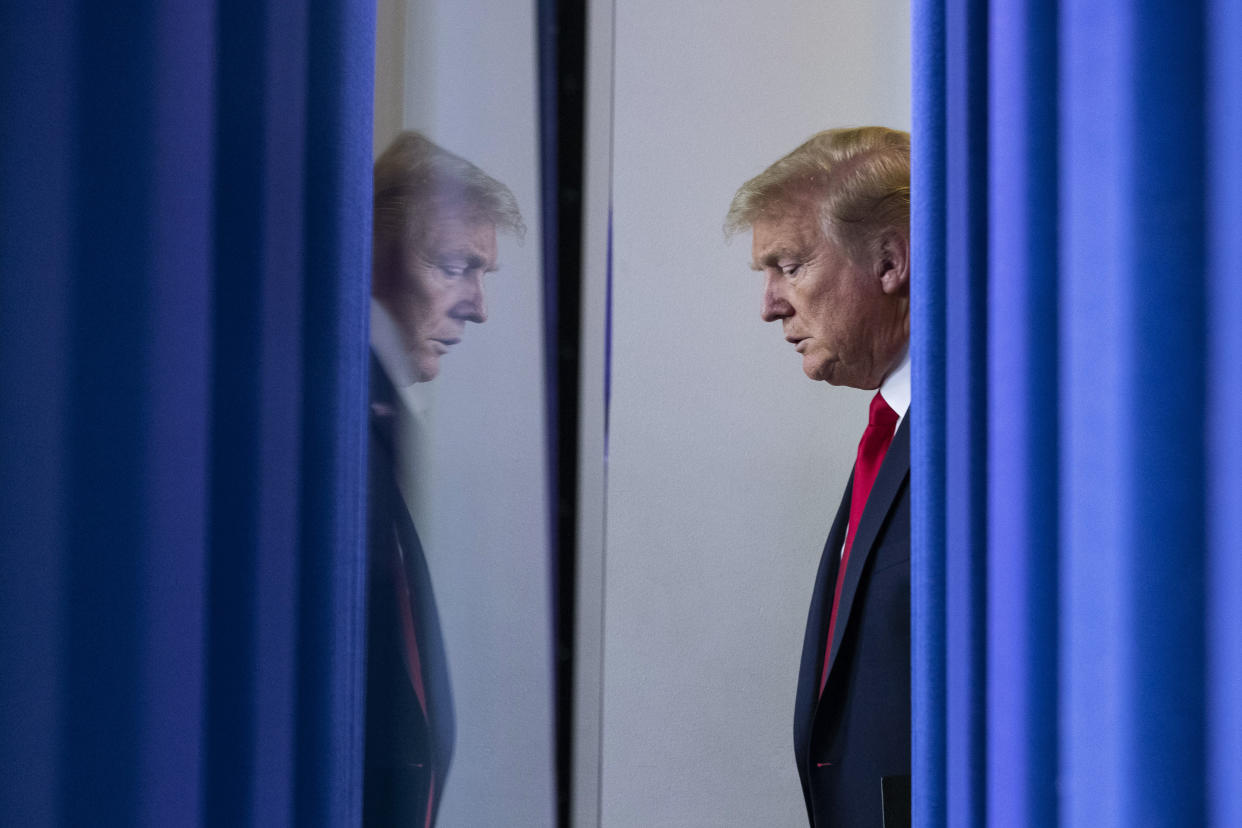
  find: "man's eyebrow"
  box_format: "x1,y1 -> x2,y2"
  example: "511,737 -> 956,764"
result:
751,247 -> 801,270
435,248 -> 493,269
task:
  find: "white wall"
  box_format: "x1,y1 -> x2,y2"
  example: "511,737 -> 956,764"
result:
374,2 -> 554,825
601,1 -> 911,825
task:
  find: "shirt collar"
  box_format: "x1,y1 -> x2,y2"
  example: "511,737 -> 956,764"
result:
878,347 -> 911,421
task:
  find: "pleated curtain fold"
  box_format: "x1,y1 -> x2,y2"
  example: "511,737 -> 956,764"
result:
912,0 -> 1242,825
0,2 -> 375,824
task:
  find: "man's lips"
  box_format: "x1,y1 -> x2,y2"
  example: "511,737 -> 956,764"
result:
786,336 -> 808,353
430,337 -> 461,354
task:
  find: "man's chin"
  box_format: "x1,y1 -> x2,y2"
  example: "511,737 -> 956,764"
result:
407,354 -> 440,384
804,361 -> 870,389
802,355 -> 837,384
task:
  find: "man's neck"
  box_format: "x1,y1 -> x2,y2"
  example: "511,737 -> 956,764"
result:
370,297 -> 416,388
370,297 -> 434,416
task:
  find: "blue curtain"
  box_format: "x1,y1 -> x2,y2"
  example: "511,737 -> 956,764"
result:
1207,2 -> 1242,827
913,0 -> 1241,826
0,1 -> 374,825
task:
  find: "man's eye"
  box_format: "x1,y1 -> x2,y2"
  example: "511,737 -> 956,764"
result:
781,264 -> 801,277
439,264 -> 466,277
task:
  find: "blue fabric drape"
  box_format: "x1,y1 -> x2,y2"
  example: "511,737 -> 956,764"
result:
986,0 -> 1059,825
0,2 -> 374,825
1063,2 -> 1207,825
1207,3 -> 1242,827
944,0 -> 989,824
913,0 -> 1240,825
911,0 -> 948,823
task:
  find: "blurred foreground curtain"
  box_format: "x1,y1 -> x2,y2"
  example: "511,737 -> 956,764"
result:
913,0 -> 1241,826
0,2 -> 375,825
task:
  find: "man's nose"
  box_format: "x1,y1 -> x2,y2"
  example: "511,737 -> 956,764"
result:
455,274 -> 487,323
760,273 -> 789,322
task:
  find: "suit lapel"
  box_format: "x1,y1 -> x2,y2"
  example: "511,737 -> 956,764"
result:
369,351 -> 457,778
391,485 -> 457,775
823,414 -> 910,681
794,472 -> 852,767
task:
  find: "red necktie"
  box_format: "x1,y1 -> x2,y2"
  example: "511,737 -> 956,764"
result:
820,391 -> 899,694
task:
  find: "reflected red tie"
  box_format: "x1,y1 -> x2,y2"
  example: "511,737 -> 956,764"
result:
820,391 -> 899,695
390,538 -> 428,718
389,537 -> 437,828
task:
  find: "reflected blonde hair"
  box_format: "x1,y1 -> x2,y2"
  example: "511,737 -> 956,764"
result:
724,126 -> 909,261
373,131 -> 525,249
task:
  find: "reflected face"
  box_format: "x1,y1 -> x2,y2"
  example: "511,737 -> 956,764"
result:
375,214 -> 499,383
752,206 -> 907,389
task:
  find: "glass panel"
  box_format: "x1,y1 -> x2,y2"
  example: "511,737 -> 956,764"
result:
370,1 -> 552,824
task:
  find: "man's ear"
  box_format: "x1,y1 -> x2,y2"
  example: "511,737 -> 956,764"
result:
876,229 -> 910,296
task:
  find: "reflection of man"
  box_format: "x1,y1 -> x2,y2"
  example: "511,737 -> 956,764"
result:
726,127 -> 911,828
365,131 -> 524,827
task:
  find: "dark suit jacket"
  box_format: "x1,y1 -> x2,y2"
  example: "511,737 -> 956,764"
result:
364,355 -> 455,827
793,414 -> 911,828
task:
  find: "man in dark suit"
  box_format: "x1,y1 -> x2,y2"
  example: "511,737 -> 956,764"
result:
365,132 -> 523,826
726,127 -> 912,828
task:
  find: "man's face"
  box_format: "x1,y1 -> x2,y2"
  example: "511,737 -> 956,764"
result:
751,205 -> 907,389
375,214 -> 499,383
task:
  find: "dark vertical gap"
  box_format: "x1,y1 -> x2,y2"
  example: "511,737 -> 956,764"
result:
205,1 -> 267,821
537,2 -> 587,826
62,4 -> 155,823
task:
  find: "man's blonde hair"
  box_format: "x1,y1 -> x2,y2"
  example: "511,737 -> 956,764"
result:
373,131 -> 525,248
725,126 -> 910,261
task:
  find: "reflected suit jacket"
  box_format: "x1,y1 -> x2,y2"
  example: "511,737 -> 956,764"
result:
793,414 -> 911,828
364,355 -> 455,827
